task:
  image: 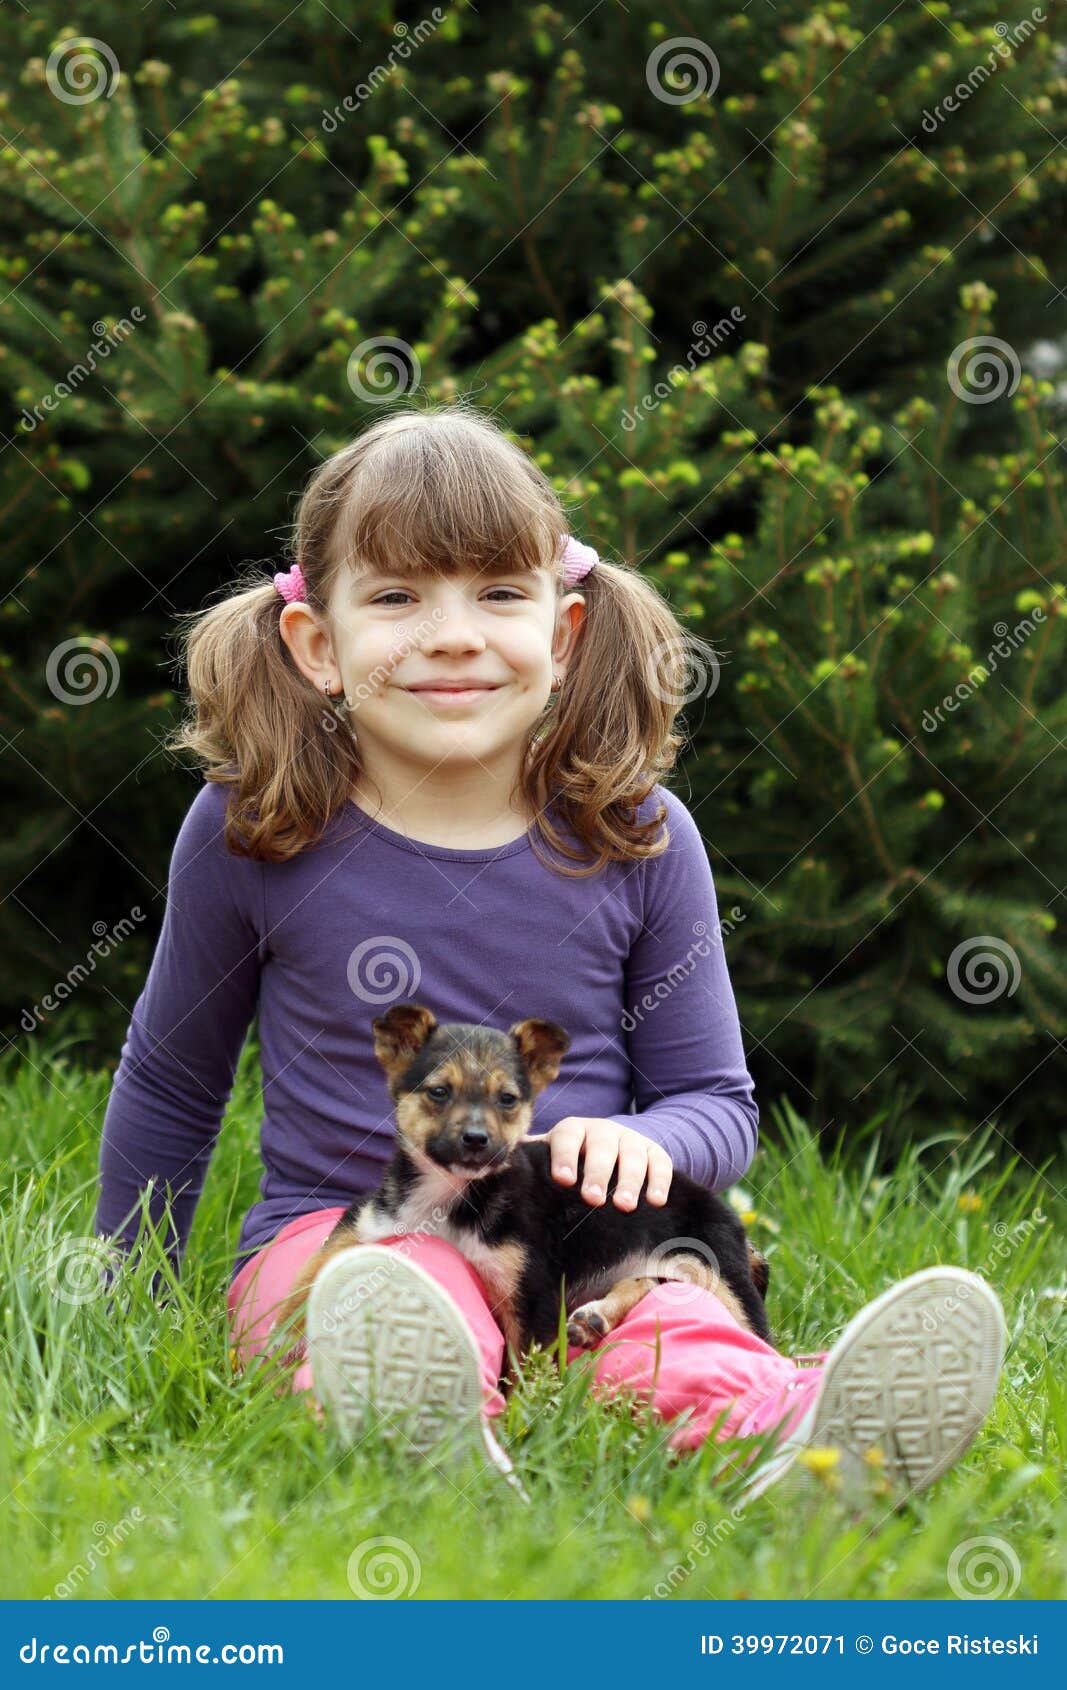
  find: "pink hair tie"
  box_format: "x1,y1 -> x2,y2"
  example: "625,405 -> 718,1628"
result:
274,561 -> 307,604
560,534 -> 598,586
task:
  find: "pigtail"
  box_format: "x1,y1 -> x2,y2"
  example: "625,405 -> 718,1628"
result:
165,569 -> 359,862
525,555 -> 701,878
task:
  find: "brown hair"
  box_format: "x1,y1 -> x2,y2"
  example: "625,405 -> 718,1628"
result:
166,401 -> 705,875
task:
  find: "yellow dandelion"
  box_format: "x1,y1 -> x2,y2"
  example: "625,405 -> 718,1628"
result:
958,1191 -> 983,1214
798,1445 -> 841,1476
740,1210 -> 758,1226
863,1444 -> 884,1467
626,1494 -> 652,1523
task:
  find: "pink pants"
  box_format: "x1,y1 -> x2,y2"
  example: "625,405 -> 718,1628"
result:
226,1208 -> 825,1451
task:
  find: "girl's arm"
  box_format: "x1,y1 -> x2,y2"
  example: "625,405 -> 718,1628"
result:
93,780 -> 263,1282
597,788 -> 759,1191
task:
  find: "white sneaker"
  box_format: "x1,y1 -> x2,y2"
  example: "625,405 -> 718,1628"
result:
306,1244 -> 528,1500
742,1266 -> 1007,1502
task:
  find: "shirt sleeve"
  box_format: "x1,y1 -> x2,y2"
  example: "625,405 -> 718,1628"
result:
93,780 -> 263,1279
602,789 -> 759,1191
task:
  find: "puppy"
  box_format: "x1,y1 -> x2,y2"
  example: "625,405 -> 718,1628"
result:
272,1002 -> 770,1375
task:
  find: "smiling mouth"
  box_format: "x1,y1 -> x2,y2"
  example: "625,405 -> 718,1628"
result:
405,685 -> 503,705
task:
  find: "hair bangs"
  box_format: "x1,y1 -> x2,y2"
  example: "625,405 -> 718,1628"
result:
325,415 -> 564,585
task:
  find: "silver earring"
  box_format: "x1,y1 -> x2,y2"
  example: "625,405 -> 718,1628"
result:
550,673 -> 563,693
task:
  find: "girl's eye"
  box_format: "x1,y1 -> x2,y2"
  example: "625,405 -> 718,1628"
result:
371,589 -> 524,606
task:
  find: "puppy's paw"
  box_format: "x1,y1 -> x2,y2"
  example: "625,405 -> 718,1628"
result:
566,1303 -> 609,1348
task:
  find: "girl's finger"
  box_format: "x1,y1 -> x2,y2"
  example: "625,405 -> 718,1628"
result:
645,1144 -> 674,1205
546,1119 -> 585,1184
612,1136 -> 648,1210
578,1124 -> 618,1205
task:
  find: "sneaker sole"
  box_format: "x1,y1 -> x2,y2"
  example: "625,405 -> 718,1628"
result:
741,1267 -> 1007,1504
809,1266 -> 1007,1496
306,1244 -> 486,1462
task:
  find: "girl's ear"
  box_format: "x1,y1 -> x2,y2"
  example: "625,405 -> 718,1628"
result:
278,601 -> 340,695
551,593 -> 587,675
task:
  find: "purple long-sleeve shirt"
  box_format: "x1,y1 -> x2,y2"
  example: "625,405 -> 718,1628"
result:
93,779 -> 759,1287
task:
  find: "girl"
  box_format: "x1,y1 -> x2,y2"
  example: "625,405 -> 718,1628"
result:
94,404 -> 1005,1501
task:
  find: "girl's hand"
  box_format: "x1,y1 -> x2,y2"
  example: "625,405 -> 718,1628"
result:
523,1117 -> 674,1210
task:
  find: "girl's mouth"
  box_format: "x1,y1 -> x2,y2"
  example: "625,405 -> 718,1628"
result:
406,686 -> 502,707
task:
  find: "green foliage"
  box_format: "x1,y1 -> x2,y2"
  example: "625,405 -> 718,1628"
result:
0,2 -> 1064,1148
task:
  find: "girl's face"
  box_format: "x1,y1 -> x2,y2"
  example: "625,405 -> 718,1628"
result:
282,562 -> 586,775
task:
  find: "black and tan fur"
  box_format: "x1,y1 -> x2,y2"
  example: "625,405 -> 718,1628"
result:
272,1002 -> 770,1378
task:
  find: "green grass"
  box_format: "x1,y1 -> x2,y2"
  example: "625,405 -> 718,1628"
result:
1,1039 -> 1064,1600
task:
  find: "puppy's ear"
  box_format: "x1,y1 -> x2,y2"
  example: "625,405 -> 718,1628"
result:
508,1018 -> 571,1093
372,1002 -> 438,1077
747,1243 -> 769,1298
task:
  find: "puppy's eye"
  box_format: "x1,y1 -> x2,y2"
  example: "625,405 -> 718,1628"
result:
425,1084 -> 450,1103
498,1091 -> 519,1108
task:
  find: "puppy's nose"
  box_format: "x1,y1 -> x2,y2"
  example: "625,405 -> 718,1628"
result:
460,1125 -> 489,1151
